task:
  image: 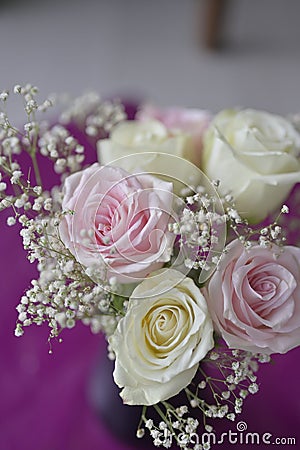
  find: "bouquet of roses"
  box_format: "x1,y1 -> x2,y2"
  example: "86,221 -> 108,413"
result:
1,85 -> 300,449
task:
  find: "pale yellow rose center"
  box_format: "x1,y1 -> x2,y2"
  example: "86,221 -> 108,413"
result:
143,302 -> 190,354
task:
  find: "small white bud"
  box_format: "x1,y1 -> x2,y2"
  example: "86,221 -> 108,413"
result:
14,85 -> 22,94
7,216 -> 16,226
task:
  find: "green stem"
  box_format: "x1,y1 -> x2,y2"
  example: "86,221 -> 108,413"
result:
153,404 -> 167,423
30,150 -> 42,188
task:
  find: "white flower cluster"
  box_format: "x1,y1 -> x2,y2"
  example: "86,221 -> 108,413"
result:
58,91 -> 126,138
222,194 -> 289,251
38,124 -> 85,177
196,348 -> 264,420
137,346 -> 267,449
0,84 -> 54,192
169,188 -> 226,276
0,86 -> 129,341
15,214 -> 123,340
139,406 -> 200,450
169,181 -> 286,284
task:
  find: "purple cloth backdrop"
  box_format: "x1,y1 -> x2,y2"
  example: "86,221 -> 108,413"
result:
1,107 -> 300,450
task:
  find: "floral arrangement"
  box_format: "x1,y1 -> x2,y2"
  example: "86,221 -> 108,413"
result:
1,85 -> 300,450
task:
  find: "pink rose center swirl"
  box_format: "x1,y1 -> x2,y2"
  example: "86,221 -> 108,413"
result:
232,260 -> 296,326
59,163 -> 177,284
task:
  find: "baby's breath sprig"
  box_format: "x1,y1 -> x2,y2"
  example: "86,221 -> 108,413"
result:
0,85 -> 55,222
0,85 -> 129,343
14,212 -> 126,341
192,347 -> 264,422
57,91 -> 126,138
139,402 -> 200,449
38,124 -> 86,179
169,185 -> 227,283
0,85 -> 127,207
220,191 -> 290,251
136,344 -> 267,449
0,84 -> 55,188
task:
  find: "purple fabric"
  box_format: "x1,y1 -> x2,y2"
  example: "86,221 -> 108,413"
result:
1,112 -> 300,450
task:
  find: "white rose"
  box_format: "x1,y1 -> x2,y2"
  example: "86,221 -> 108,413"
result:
109,268 -> 214,405
202,109 -> 300,222
97,120 -> 201,194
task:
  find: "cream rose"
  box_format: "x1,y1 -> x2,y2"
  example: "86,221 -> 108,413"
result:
109,269 -> 214,405
97,120 -> 202,194
202,109 -> 300,222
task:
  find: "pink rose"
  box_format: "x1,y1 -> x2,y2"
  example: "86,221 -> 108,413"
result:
204,239 -> 300,354
137,105 -> 211,166
59,163 -> 176,283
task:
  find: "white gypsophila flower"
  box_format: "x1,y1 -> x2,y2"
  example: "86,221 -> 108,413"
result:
0,182 -> 7,192
10,170 -> 22,184
2,137 -> 21,155
0,91 -> 9,101
58,92 -> 125,136
13,85 -> 21,94
38,99 -> 53,113
7,216 -> 16,226
109,268 -> 214,405
14,193 -> 28,209
37,124 -> 86,177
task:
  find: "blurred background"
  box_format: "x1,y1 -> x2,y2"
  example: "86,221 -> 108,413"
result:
1,1 -> 300,449
1,0 -> 300,119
